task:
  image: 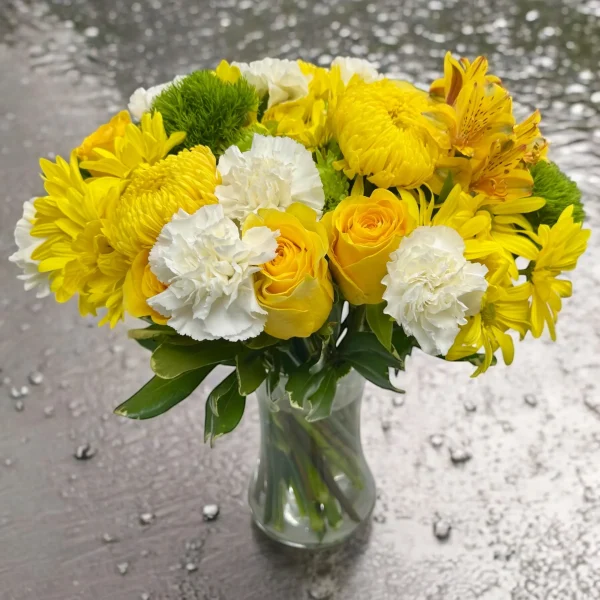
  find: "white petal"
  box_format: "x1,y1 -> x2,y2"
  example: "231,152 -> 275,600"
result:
147,205 -> 270,342
216,135 -> 324,223
383,226 -> 489,356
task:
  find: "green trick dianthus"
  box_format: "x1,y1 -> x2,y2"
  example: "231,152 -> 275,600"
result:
152,70 -> 259,157
528,161 -> 585,227
317,142 -> 350,212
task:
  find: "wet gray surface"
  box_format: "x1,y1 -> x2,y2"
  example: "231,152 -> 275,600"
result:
1,0 -> 600,598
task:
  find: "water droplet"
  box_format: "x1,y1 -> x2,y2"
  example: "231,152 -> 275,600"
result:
392,396 -> 405,407
139,512 -> 155,525
140,549 -> 150,557
4,458 -> 13,467
44,406 -> 55,418
102,533 -> 117,543
524,394 -> 538,407
429,434 -> 444,448
185,562 -> 198,572
14,400 -> 24,412
28,371 -> 44,385
117,562 -> 129,575
84,26 -> 100,38
373,513 -> 386,524
450,447 -> 472,464
525,9 -> 539,21
1,376 -> 11,386
141,594 -> 150,600
20,323 -> 31,332
463,399 -> 477,412
20,386 -> 30,397
74,443 -> 96,460
381,420 -> 391,432
202,504 -> 220,521
433,517 -> 452,540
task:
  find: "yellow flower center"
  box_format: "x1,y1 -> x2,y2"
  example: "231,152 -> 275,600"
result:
108,146 -> 219,259
481,302 -> 497,325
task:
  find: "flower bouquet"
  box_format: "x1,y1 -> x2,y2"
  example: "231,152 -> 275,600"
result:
11,53 -> 589,548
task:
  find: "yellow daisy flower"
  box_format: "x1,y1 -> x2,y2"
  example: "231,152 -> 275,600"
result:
446,281 -> 531,376
523,205 -> 590,339
30,151 -> 129,326
80,111 -> 186,179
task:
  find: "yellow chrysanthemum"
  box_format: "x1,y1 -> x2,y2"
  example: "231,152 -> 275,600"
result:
106,145 -> 221,319
523,205 -> 590,340
30,151 -> 129,326
76,110 -> 131,162
80,111 -> 186,179
106,146 -> 219,259
331,80 -> 445,189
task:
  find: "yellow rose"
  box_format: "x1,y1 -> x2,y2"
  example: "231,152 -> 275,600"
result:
76,110 -> 131,162
321,188 -> 416,305
243,204 -> 334,339
123,249 -> 168,324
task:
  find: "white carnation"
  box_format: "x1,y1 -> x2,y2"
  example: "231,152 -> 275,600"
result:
215,134 -> 325,222
9,200 -> 50,299
232,58 -> 310,108
147,205 -> 278,342
127,75 -> 185,121
382,226 -> 488,356
331,56 -> 382,85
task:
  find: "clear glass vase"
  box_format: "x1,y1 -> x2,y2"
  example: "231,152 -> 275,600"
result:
248,369 -> 376,549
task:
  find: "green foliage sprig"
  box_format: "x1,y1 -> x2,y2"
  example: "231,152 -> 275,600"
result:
152,70 -> 259,157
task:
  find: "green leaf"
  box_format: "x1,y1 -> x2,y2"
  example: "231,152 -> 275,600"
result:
134,338 -> 160,352
366,303 -> 393,351
392,327 -> 416,358
285,364 -> 327,410
243,332 -> 278,350
236,349 -> 267,395
438,171 -> 454,203
114,367 -> 212,419
151,340 -> 239,379
204,372 -> 246,445
305,368 -> 340,422
338,331 -> 404,392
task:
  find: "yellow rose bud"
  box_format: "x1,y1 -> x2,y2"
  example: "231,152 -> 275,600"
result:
76,110 -> 131,162
243,203 -> 334,340
321,188 -> 416,305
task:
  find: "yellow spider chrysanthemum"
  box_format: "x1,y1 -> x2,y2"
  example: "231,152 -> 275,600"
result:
523,205 -> 590,339
80,111 -> 186,179
446,281 -> 531,376
332,80 -> 446,189
30,152 -> 129,326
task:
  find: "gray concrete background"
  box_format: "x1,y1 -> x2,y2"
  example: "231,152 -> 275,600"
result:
1,1 -> 599,598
